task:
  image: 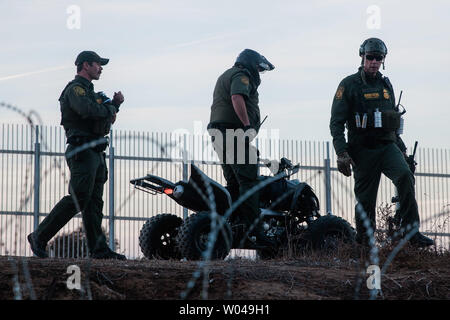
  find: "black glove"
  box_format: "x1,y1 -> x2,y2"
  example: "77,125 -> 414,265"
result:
337,152 -> 355,177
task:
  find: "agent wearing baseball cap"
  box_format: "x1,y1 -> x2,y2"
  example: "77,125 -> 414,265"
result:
28,51 -> 126,260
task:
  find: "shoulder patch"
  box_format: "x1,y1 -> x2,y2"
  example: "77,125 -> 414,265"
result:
241,76 -> 249,86
73,86 -> 86,96
383,88 -> 390,99
335,86 -> 344,100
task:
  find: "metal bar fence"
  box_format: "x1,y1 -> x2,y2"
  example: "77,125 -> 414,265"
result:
0,124 -> 449,259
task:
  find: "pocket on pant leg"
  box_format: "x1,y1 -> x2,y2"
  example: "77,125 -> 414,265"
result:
66,144 -> 90,163
67,151 -> 97,204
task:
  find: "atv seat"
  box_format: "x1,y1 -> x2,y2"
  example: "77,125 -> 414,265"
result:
186,164 -> 232,215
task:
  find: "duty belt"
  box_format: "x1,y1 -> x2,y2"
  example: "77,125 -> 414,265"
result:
360,136 -> 392,149
207,122 -> 243,131
67,136 -> 109,152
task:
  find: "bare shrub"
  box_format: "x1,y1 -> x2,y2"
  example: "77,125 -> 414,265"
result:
47,227 -> 119,258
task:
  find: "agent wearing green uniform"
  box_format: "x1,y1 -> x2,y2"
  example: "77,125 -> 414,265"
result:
330,38 -> 433,247
28,51 -> 126,259
207,49 -> 275,247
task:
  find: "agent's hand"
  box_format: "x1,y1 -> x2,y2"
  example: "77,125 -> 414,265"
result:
337,151 -> 355,177
112,91 -> 124,106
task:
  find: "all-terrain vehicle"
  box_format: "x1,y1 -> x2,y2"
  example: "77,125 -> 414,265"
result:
131,158 -> 355,260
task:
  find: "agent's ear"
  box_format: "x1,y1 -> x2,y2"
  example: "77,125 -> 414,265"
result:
82,61 -> 94,70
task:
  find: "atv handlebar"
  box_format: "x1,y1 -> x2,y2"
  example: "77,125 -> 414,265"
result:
264,157 -> 299,176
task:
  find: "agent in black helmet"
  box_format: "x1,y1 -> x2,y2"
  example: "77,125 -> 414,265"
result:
27,51 -> 127,260
208,49 -> 275,248
329,38 -> 434,248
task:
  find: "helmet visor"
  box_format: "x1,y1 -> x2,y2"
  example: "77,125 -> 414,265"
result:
257,56 -> 275,73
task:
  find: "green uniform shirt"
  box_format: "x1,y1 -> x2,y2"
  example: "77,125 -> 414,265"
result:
60,75 -> 118,138
209,66 -> 260,131
330,67 -> 406,155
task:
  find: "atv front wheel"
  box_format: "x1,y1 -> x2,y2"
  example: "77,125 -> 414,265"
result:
306,215 -> 355,251
176,212 -> 232,260
139,213 -> 183,259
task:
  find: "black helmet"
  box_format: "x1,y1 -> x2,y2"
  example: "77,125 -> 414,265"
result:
359,38 -> 387,57
234,49 -> 274,90
235,49 -> 275,73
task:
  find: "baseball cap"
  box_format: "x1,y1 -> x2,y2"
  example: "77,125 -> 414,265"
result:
75,51 -> 109,66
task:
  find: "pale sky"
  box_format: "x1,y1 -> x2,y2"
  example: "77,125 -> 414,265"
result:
1,0 -> 449,150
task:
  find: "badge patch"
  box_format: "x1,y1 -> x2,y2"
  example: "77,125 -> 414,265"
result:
73,86 -> 86,96
335,86 -> 344,100
96,98 -> 103,104
241,76 -> 249,85
383,89 -> 390,99
364,92 -> 380,99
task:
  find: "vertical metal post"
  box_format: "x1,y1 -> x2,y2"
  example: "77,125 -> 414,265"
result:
108,130 -> 115,251
33,126 -> 41,231
182,134 -> 188,220
324,141 -> 332,215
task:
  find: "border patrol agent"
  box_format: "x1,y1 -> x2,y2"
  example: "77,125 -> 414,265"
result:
329,38 -> 434,247
207,49 -> 275,247
28,51 -> 127,259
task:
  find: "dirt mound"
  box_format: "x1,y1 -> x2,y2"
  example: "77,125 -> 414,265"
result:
1,245 -> 449,300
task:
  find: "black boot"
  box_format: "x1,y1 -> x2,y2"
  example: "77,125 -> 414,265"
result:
91,248 -> 127,260
409,232 -> 434,247
27,232 -> 48,258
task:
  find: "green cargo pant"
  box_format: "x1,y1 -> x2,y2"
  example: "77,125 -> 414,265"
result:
220,163 -> 259,228
210,130 -> 260,228
349,142 -> 420,240
35,144 -> 110,254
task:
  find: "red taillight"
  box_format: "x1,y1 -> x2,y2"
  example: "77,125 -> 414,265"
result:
163,188 -> 173,195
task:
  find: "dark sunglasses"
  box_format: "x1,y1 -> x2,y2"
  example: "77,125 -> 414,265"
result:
365,54 -> 384,61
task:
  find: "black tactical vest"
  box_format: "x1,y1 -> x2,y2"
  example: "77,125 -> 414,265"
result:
59,78 -> 111,137
348,71 -> 401,143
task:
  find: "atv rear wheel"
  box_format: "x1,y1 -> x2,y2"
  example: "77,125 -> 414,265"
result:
139,213 -> 183,259
306,215 -> 355,251
176,212 -> 232,260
